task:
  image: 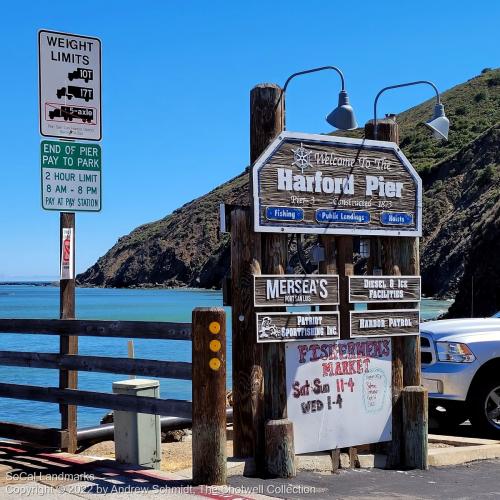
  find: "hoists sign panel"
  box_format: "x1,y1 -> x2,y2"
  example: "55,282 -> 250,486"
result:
252,132 -> 422,236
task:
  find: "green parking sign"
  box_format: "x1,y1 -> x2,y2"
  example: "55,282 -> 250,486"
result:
40,140 -> 102,212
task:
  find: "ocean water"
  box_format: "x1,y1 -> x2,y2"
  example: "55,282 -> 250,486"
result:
0,285 -> 451,428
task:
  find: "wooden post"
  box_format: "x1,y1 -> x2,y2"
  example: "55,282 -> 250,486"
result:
59,212 -> 77,453
336,236 -> 353,341
249,83 -> 294,478
335,235 -> 359,467
262,234 -> 287,422
192,307 -> 227,485
265,419 -> 296,478
402,386 -> 428,469
230,208 -> 263,462
365,117 -> 422,468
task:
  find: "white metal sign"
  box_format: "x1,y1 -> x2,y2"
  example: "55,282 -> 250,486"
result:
285,338 -> 392,454
38,30 -> 102,141
60,227 -> 74,279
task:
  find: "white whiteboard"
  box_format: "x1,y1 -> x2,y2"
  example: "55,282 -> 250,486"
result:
285,338 -> 392,454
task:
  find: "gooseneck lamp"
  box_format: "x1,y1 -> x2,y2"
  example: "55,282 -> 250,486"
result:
279,66 -> 358,131
373,80 -> 450,141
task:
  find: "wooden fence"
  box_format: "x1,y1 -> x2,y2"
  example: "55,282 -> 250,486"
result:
0,317 -> 194,449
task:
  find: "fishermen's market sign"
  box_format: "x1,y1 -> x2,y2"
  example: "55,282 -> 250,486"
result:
252,132 -> 422,236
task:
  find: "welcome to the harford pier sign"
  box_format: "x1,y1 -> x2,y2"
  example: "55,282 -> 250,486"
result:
252,132 -> 422,236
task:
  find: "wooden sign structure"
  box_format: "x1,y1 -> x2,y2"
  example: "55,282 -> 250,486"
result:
254,274 -> 339,307
256,311 -> 339,343
230,84 -> 427,476
252,132 -> 422,237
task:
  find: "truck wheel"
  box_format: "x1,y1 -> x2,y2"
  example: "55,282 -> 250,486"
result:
469,379 -> 500,438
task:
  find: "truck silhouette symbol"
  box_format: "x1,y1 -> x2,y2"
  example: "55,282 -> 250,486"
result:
56,86 -> 94,102
48,106 -> 94,123
67,68 -> 94,83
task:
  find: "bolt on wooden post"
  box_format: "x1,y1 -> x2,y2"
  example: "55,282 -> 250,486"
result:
59,211 -> 78,453
192,307 -> 227,485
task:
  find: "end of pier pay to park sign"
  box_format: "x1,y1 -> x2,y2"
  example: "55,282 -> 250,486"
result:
40,140 -> 101,212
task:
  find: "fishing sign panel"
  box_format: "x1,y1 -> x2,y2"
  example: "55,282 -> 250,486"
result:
256,312 -> 339,343
285,338 -> 392,453
254,274 -> 339,307
252,131 -> 422,236
39,30 -> 102,141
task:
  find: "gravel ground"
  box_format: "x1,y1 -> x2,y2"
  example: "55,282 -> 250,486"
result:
80,437 -> 234,472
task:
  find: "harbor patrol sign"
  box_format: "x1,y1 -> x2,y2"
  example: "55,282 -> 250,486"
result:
252,132 -> 422,236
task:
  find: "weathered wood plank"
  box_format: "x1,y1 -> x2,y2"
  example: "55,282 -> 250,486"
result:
402,386 -> 428,469
349,276 -> 421,303
350,309 -> 420,338
254,275 -> 339,307
256,311 -> 339,343
265,419 -> 296,478
0,319 -> 192,340
231,208 -> 263,460
0,351 -> 192,380
0,421 -> 67,448
192,307 -> 227,486
60,211 -> 77,453
0,383 -> 192,417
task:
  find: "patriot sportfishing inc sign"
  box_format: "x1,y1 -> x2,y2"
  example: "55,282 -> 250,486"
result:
252,132 -> 422,236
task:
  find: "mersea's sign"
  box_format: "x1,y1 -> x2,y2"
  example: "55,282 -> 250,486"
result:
252,132 -> 422,236
254,274 -> 339,307
256,312 -> 339,343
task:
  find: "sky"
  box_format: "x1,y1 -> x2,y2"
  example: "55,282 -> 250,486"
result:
1,0 -> 499,280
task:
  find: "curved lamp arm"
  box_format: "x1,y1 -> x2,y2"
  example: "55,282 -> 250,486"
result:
373,80 -> 441,140
282,66 -> 346,93
277,66 -> 347,129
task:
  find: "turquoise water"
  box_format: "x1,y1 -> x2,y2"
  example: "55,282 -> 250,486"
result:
0,285 -> 450,428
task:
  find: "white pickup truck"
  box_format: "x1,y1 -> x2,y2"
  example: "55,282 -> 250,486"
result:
421,316 -> 500,438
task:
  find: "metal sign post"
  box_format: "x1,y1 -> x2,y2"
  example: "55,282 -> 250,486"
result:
38,28 -> 103,453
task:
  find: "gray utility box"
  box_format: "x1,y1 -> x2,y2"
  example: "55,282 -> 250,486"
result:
112,379 -> 162,469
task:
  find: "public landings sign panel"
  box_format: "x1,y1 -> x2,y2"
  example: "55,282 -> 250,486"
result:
252,132 -> 422,236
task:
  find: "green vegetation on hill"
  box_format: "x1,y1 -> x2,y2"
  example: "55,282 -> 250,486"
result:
336,68 -> 500,171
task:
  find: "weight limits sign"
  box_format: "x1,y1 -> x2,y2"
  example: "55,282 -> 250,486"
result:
41,140 -> 101,211
286,338 -> 392,454
39,30 -> 102,141
252,131 -> 422,236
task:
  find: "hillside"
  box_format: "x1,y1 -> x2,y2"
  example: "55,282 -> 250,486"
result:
78,69 -> 500,315
421,124 -> 500,310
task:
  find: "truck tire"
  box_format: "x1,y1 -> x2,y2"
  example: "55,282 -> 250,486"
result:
468,378 -> 500,438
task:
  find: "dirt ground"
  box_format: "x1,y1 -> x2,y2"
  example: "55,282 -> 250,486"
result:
80,436 -> 234,472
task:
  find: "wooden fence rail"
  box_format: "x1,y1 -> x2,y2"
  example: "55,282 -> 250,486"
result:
0,316 -> 198,449
0,382 -> 193,418
0,351 -> 192,380
0,319 -> 192,340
